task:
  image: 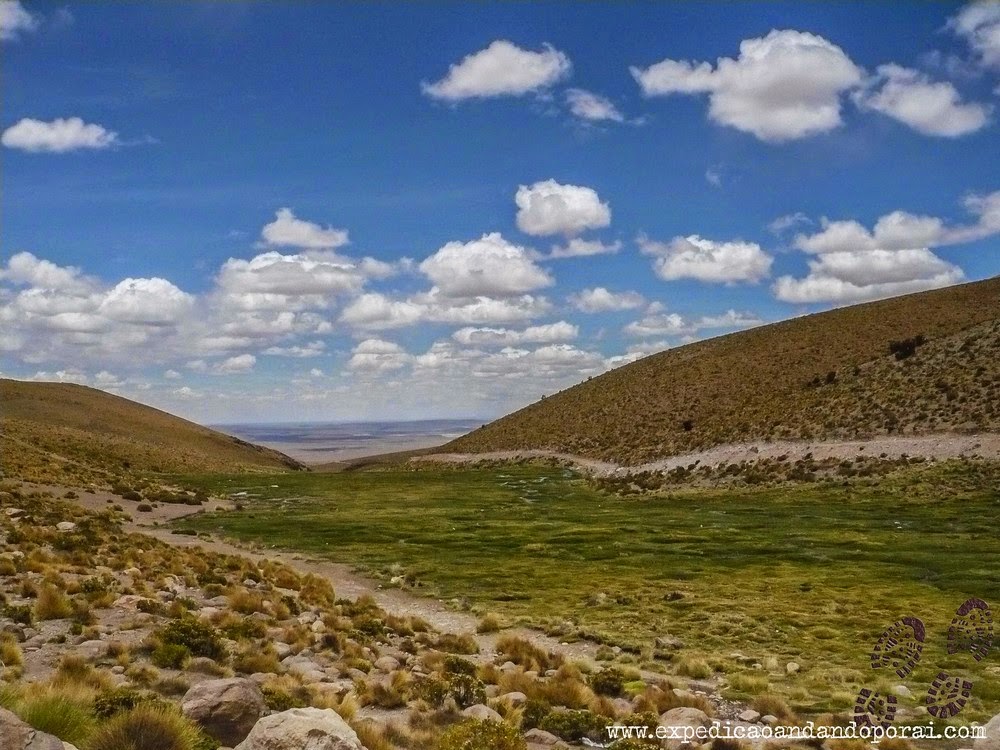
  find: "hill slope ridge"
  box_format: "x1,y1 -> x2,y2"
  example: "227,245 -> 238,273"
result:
442,277 -> 1000,465
1,378 -> 303,482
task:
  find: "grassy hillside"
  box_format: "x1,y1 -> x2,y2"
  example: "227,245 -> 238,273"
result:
0,379 -> 304,483
445,277 -> 1000,465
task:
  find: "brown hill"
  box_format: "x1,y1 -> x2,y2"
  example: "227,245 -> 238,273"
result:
443,277 -> 1000,465
0,379 -> 304,483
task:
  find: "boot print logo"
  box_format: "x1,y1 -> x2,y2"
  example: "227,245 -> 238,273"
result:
855,598 -> 994,727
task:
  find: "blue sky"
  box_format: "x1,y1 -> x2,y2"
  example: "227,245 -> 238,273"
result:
1,1 -> 999,422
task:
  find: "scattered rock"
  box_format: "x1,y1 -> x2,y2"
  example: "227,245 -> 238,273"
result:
738,709 -> 761,723
181,678 -> 266,747
235,707 -> 363,750
974,713 -> 1000,750
462,704 -> 502,722
524,727 -> 564,746
761,715 -> 779,726
786,661 -> 800,675
55,522 -> 76,533
0,707 -> 66,750
893,684 -> 912,698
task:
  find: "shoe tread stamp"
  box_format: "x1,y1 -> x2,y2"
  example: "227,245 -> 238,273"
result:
854,687 -> 898,729
925,671 -> 973,718
871,616 -> 926,678
947,597 -> 994,662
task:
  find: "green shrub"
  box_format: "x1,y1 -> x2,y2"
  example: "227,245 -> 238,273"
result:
443,655 -> 478,676
539,709 -> 608,742
446,674 -> 486,709
157,617 -> 225,660
151,643 -> 191,669
261,685 -> 307,712
437,719 -> 526,750
94,687 -> 159,719
520,698 -> 550,730
589,667 -> 625,697
87,704 -> 214,750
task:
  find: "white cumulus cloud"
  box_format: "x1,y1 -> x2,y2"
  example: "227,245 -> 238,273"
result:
631,30 -> 863,142
419,233 -> 552,298
565,88 -> 625,122
260,208 -> 350,249
568,287 -> 646,313
515,180 -> 612,237
639,234 -> 773,284
451,321 -> 578,347
2,117 -> 119,153
422,40 -> 571,100
950,1 -> 1000,70
855,65 -> 991,137
0,0 -> 38,41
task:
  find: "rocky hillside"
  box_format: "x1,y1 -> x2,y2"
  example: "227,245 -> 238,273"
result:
444,278 -> 1000,465
0,379 -> 304,484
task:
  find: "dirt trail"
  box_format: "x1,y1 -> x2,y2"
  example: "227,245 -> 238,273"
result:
36,484 -> 614,668
414,432 -> 1000,476
135,523 -> 607,665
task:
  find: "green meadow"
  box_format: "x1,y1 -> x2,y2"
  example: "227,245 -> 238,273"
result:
174,461 -> 1000,719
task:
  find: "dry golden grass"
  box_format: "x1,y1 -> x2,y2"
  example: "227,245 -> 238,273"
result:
0,378 -> 304,483
445,277 -> 1000,464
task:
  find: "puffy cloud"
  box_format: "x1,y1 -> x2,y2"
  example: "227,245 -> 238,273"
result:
854,65 -> 991,137
98,278 -> 194,325
770,194 -> 1000,304
568,287 -> 646,313
515,180 -> 612,237
631,30 -> 863,142
0,251 -> 91,291
451,321 -> 578,347
639,234 -> 773,284
565,88 -> 625,122
347,339 -> 411,372
422,40 -> 571,100
624,307 -> 764,337
213,354 -> 256,374
419,233 -> 552,297
772,255 -> 964,304
262,341 -> 326,358
950,1 -> 1000,70
260,208 -> 350,249
546,238 -> 621,259
2,117 -> 119,153
340,290 -> 551,330
216,251 -> 371,305
0,1 -> 38,41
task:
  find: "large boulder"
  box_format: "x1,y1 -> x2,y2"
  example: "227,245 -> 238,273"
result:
0,708 -> 67,750
181,678 -> 266,747
235,707 -> 364,750
975,713 -> 1000,750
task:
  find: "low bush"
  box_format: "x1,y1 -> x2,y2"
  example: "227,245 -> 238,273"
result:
437,719 -> 526,750
539,709 -> 608,742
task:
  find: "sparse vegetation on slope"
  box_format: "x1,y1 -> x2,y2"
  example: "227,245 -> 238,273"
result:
0,379 -> 304,484
443,278 -> 1000,465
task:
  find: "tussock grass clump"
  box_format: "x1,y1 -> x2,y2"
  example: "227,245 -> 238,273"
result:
0,634 -> 23,668
751,692 -> 794,719
2,684 -> 97,747
33,584 -> 73,620
87,704 -> 207,750
496,635 -> 562,672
